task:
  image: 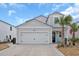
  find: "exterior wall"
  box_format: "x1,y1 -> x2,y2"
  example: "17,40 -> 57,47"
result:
75,30 -> 79,38
47,13 -> 63,27
65,26 -> 72,39
10,27 -> 16,39
66,26 -> 79,39
0,21 -> 16,42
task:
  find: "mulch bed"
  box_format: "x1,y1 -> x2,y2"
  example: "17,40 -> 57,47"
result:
58,47 -> 79,56
0,43 -> 9,51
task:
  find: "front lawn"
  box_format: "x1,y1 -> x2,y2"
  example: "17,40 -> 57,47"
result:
58,47 -> 79,56
0,43 -> 9,51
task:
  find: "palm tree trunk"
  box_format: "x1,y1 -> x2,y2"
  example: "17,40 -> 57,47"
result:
61,25 -> 65,47
72,32 -> 75,46
72,32 -> 75,39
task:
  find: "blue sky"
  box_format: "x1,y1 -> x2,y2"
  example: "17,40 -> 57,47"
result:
0,3 -> 79,26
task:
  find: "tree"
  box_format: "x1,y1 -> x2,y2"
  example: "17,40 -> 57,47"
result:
55,15 -> 72,47
70,23 -> 79,45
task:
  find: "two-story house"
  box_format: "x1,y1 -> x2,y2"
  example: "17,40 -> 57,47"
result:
0,20 -> 16,42
16,12 -> 68,44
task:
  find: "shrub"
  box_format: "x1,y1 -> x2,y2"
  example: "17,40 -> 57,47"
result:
11,38 -> 16,44
68,38 -> 79,46
57,43 -> 64,48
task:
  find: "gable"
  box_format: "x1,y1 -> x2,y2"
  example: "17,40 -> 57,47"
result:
47,13 -> 64,27
17,19 -> 51,28
35,16 -> 47,23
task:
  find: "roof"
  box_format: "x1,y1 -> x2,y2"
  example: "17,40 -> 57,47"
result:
16,15 -> 48,27
52,11 -> 64,16
47,12 -> 64,19
16,18 -> 51,28
16,19 -> 36,27
16,12 -> 64,28
0,20 -> 15,27
35,15 -> 47,19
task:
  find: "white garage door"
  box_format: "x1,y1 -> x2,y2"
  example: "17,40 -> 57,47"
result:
20,32 -> 49,44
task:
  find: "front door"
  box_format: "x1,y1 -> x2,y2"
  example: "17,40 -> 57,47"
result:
52,31 -> 61,43
52,32 -> 56,43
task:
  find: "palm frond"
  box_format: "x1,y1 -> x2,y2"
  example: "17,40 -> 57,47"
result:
78,26 -> 79,28
64,15 -> 72,25
71,23 -> 79,32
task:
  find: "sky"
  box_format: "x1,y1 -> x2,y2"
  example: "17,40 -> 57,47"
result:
0,3 -> 79,26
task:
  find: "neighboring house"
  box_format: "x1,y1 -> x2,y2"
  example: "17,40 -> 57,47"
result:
67,26 -> 79,39
0,20 -> 16,42
16,12 -> 68,44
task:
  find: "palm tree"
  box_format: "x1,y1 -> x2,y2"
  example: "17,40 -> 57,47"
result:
55,15 -> 72,47
70,23 -> 79,45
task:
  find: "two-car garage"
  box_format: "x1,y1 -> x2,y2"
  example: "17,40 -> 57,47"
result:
16,19 -> 52,44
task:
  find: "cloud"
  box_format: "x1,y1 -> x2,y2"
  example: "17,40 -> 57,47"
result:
0,3 -> 7,8
52,4 -> 65,11
61,7 -> 73,15
38,3 -> 48,9
60,3 -> 79,23
73,15 -> 79,19
8,10 -> 16,16
38,4 -> 66,14
73,15 -> 79,23
9,3 -> 26,8
74,4 -> 79,13
52,4 -> 60,11
61,3 -> 79,15
74,3 -> 79,7
0,3 -> 26,8
9,3 -> 17,6
15,16 -> 32,25
15,16 -> 26,25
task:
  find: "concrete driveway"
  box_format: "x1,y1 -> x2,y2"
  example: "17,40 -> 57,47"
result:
0,44 -> 64,56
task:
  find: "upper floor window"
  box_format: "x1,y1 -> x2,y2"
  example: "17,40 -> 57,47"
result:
54,17 -> 58,20
10,26 -> 12,31
54,17 -> 58,24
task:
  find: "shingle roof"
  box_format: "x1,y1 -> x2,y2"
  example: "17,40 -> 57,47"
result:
16,15 -> 47,27
0,20 -> 15,27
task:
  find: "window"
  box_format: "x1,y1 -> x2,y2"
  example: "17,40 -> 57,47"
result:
54,17 -> 58,24
10,26 -> 12,31
54,17 -> 58,20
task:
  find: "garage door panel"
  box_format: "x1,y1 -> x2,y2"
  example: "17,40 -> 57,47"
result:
35,32 -> 48,42
20,32 -> 49,43
21,32 -> 35,42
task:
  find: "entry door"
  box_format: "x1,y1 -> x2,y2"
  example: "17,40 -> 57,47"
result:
52,32 -> 55,43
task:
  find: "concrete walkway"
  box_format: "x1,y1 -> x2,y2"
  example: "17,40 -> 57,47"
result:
0,44 -> 64,56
